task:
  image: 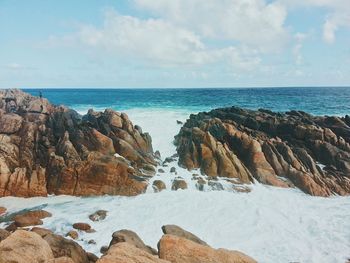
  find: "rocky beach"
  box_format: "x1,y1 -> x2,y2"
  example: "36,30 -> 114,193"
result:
0,89 -> 350,263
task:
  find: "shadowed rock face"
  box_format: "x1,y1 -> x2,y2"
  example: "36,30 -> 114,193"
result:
175,107 -> 350,196
0,89 -> 156,197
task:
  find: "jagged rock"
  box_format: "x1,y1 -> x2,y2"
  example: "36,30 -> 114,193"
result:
175,107 -> 350,196
98,242 -> 169,263
161,225 -> 208,246
171,179 -> 188,191
0,230 -> 54,263
0,89 -> 156,197
108,229 -> 157,255
153,180 -> 166,192
73,223 -> 91,231
158,235 -> 257,263
89,210 -> 107,222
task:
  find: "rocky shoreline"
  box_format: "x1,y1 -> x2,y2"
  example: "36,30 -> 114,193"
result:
0,208 -> 257,263
0,89 -> 157,197
175,106 -> 350,196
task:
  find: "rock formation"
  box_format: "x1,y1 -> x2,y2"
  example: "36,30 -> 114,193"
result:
175,107 -> 350,196
0,89 -> 157,197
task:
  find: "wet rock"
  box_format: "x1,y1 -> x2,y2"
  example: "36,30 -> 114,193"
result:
5,222 -> 17,232
175,106 -> 350,196
171,179 -> 188,191
100,246 -> 109,254
88,239 -> 96,245
73,223 -> 91,231
158,235 -> 257,263
89,210 -> 107,222
109,229 -> 157,255
153,180 -> 166,192
98,242 -> 169,263
0,230 -> 54,263
195,178 -> 206,191
0,89 -> 156,197
66,230 -> 79,240
208,181 -> 224,191
161,225 -> 208,246
154,150 -> 161,159
177,120 -> 183,125
170,167 -> 176,173
158,168 -> 165,173
163,157 -> 176,164
87,252 -> 98,262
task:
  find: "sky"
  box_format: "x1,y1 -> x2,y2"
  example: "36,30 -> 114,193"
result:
0,0 -> 349,88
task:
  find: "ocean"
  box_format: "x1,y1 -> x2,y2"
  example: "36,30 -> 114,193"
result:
2,87 -> 350,263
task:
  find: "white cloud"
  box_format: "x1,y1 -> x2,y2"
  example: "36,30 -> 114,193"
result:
293,33 -> 306,65
135,0 -> 289,51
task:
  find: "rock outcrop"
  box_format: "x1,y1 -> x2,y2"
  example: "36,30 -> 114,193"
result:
175,107 -> 350,196
0,89 -> 156,197
158,235 -> 256,263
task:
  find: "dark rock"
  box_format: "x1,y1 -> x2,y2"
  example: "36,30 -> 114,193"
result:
89,210 -> 107,222
158,168 -> 165,173
0,229 -> 10,242
175,106 -> 350,197
170,167 -> 176,173
152,180 -> 166,192
171,179 -> 187,191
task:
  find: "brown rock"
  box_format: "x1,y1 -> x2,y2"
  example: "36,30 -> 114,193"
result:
161,225 -> 208,246
73,222 -> 91,231
158,235 -> 257,263
89,210 -> 107,222
0,207 -> 6,215
0,89 -> 156,198
0,230 -> 54,263
31,227 -> 53,237
109,229 -> 157,255
43,233 -> 90,263
48,257 -> 75,263
67,230 -> 79,240
0,229 -> 10,242
175,107 -> 350,196
97,242 -> 169,263
153,180 -> 166,192
12,209 -> 51,227
87,252 -> 99,262
171,179 -> 188,191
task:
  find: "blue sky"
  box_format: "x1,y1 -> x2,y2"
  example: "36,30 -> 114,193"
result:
0,0 -> 349,88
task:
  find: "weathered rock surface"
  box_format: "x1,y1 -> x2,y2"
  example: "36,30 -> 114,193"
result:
175,107 -> 350,196
0,89 -> 156,197
158,235 -> 257,263
152,180 -> 166,192
109,229 -> 157,255
0,229 -> 10,242
89,210 -> 107,222
98,242 -> 169,263
161,225 -> 208,246
171,178 -> 188,191
0,230 -> 54,263
12,209 -> 52,227
73,222 -> 91,231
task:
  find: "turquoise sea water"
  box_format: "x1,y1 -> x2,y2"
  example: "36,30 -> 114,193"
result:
25,87 -> 350,116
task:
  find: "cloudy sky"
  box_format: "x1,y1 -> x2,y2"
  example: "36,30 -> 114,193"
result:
0,0 -> 349,88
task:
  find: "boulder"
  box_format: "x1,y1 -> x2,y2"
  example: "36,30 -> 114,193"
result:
49,257 -> 75,263
31,227 -> 53,237
12,209 -> 52,227
153,180 -> 166,192
171,179 -> 188,191
97,242 -> 169,263
175,107 -> 350,196
109,229 -> 157,255
158,235 -> 257,263
73,222 -> 91,231
0,89 -> 156,197
0,230 -> 54,263
43,233 -> 90,263
66,230 -> 79,240
0,207 -> 6,215
89,210 -> 107,222
161,225 -> 208,246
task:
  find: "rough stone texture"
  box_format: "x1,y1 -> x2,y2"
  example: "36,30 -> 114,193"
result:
73,222 -> 91,231
48,257 -> 75,263
175,107 -> 350,196
89,210 -> 107,222
152,180 -> 166,192
109,229 -> 157,255
0,230 -> 54,263
0,229 -> 10,242
0,207 -> 6,215
158,235 -> 257,263
161,225 -> 208,246
43,233 -> 90,263
0,89 -> 156,197
11,209 -> 52,227
171,179 -> 188,191
31,227 -> 53,237
98,242 -> 170,263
